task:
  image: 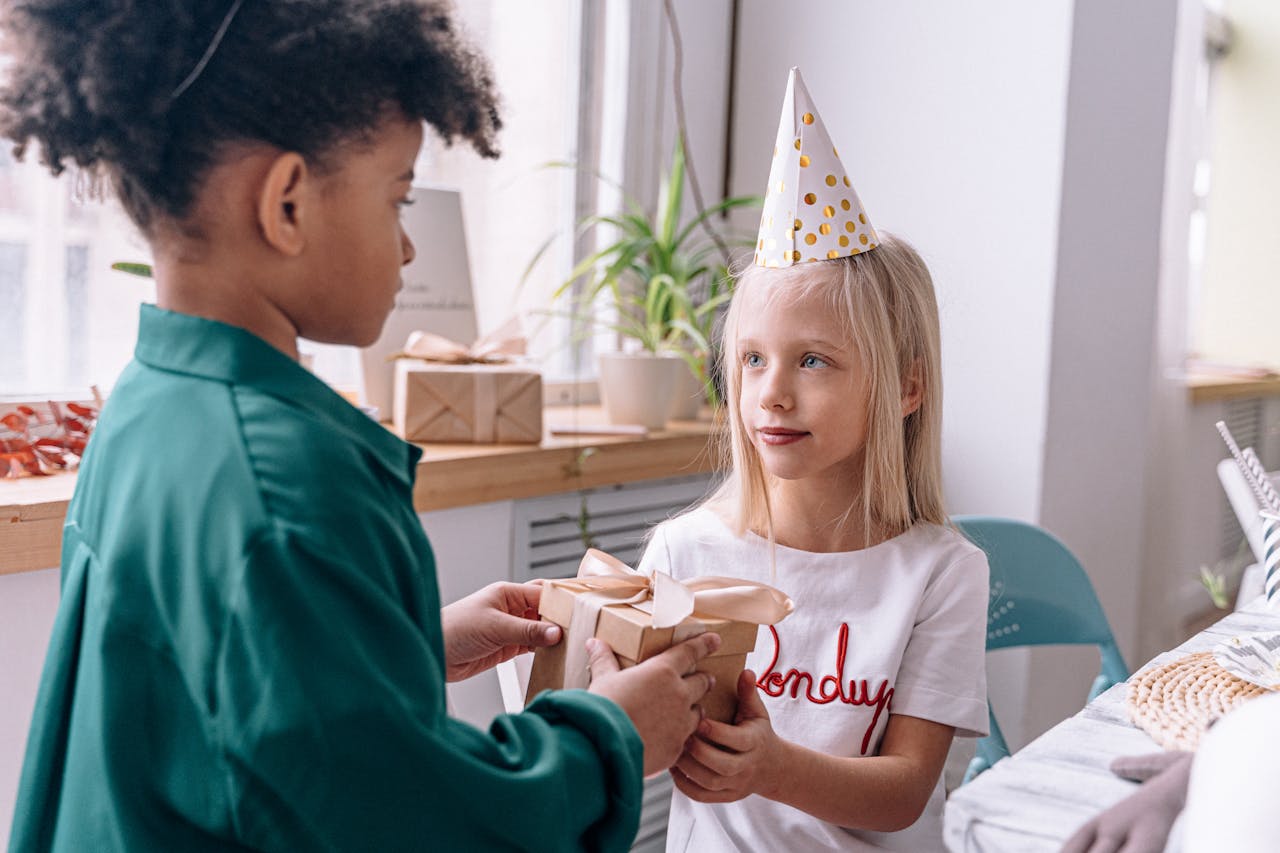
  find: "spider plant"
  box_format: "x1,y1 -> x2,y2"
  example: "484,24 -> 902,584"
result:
537,140 -> 760,408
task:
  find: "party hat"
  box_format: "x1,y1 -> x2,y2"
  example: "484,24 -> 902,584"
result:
754,67 -> 878,268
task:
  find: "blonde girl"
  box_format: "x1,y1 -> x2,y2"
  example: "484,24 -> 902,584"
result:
639,235 -> 989,852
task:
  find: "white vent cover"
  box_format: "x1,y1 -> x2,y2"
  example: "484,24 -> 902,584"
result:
511,475 -> 715,582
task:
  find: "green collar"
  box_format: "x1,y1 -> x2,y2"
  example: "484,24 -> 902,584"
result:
133,304 -> 422,487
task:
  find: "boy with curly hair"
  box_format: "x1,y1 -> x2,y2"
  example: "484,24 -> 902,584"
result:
1,2 -> 718,850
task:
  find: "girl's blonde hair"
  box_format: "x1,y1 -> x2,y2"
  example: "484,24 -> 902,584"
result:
706,231 -> 946,547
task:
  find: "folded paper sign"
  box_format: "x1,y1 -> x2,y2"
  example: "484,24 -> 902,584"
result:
525,549 -> 795,724
392,321 -> 542,444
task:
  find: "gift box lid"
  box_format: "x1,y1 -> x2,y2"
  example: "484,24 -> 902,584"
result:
395,360 -> 541,377
539,578 -> 760,662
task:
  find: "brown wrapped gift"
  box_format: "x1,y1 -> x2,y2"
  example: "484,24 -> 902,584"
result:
525,550 -> 794,724
393,360 -> 542,444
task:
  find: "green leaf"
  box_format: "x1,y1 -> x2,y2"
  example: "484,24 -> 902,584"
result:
515,231 -> 561,298
656,140 -> 686,250
669,317 -> 710,353
111,261 -> 153,278
673,194 -> 763,250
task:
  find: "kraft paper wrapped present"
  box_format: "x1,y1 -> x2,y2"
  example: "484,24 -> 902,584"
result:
525,549 -> 794,724
393,360 -> 542,444
391,322 -> 542,444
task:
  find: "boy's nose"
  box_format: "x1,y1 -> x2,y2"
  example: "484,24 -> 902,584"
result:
400,227 -> 416,267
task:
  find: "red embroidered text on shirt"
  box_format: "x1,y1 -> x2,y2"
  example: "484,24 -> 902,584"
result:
756,623 -> 893,755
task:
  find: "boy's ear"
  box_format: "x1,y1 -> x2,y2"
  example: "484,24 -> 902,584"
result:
256,152 -> 309,257
901,359 -> 924,418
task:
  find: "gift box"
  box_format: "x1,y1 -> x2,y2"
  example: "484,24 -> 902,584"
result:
393,360 -> 542,444
525,550 -> 793,724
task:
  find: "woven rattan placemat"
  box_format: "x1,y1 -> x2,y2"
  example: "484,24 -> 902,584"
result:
1126,651 -> 1275,750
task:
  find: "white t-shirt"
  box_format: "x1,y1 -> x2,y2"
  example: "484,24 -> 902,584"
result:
638,507 -> 989,853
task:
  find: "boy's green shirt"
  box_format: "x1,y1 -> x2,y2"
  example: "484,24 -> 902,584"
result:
9,305 -> 641,852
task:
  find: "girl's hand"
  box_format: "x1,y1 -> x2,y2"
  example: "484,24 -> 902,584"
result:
670,669 -> 783,803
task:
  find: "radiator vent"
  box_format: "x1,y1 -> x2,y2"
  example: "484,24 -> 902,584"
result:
510,474 -> 713,852
512,475 -> 715,582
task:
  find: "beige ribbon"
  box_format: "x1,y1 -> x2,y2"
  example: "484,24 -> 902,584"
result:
557,549 -> 794,690
392,316 -> 527,365
473,373 -> 497,442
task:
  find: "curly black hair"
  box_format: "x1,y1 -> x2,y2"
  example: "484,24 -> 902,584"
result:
0,0 -> 502,232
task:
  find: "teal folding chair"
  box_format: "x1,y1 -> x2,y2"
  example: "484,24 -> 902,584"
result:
954,516 -> 1129,784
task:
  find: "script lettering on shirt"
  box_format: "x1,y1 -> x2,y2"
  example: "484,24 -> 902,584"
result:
755,623 -> 893,755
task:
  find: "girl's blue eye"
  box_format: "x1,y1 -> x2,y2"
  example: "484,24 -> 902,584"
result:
744,353 -> 764,368
802,354 -> 828,368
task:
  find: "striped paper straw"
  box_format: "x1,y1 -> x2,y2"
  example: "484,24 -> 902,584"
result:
1242,447 -> 1280,514
1264,513 -> 1280,608
1216,421 -> 1277,513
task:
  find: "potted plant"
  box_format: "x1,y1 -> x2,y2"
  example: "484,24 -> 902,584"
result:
542,140 -> 759,428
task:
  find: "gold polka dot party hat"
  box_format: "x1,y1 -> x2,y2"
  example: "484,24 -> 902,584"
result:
754,67 -> 878,268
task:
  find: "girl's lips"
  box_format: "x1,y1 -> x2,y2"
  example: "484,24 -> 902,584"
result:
758,427 -> 809,446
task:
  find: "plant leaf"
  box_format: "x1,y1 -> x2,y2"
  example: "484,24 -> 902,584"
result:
111,262 -> 153,278
673,194 -> 763,250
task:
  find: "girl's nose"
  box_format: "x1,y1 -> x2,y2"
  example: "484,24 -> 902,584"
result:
758,367 -> 793,411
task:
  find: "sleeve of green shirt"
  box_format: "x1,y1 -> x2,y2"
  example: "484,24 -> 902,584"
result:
213,527 -> 642,852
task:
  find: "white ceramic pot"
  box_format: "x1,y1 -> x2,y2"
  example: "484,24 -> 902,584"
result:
665,352 -> 705,421
597,351 -> 680,430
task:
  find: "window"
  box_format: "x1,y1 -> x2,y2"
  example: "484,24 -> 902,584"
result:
1,1 -> 592,399
421,0 -> 588,379
1191,1 -> 1280,371
0,150 -> 153,397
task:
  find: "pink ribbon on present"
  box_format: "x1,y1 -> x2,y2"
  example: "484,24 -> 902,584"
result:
394,316 -> 527,364
556,548 -> 794,690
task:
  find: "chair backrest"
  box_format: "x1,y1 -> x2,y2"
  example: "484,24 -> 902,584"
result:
954,515 -> 1128,782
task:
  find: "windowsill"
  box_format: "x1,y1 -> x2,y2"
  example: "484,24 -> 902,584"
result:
1187,372 -> 1280,404
0,405 -> 720,576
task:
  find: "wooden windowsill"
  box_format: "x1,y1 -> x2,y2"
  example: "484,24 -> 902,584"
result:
1,406 -> 720,576
1187,372 -> 1280,404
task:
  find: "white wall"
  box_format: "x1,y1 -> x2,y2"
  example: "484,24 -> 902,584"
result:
1033,0 -> 1180,742
0,568 -> 59,850
422,502 -> 518,727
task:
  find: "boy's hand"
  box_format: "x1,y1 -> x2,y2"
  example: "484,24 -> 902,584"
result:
671,669 -> 782,803
586,633 -> 720,777
440,581 -> 561,682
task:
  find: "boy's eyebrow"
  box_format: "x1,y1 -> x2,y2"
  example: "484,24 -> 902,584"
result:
398,170 -> 415,182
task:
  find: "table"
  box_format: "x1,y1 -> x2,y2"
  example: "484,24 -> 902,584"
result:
0,405 -> 719,574
944,596 -> 1280,852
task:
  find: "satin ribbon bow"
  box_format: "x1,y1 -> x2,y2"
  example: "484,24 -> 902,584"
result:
394,316 -> 527,364
557,548 -> 794,689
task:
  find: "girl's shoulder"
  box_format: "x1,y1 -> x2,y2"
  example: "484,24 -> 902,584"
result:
906,521 -> 987,561
643,505 -> 763,579
653,504 -> 743,548
870,521 -> 989,582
